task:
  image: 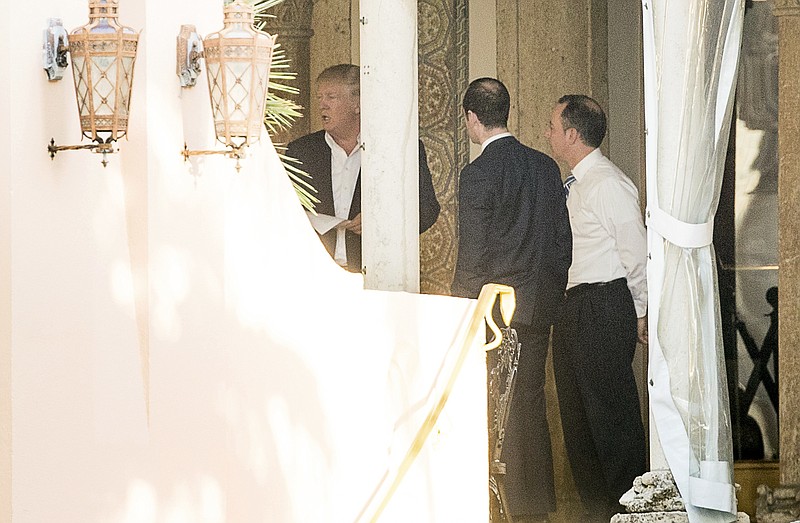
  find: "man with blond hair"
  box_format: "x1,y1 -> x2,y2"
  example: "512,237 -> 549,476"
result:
286,64 -> 440,273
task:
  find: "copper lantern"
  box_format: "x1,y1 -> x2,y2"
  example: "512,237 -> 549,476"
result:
46,0 -> 139,166
68,0 -> 139,143
203,0 -> 276,149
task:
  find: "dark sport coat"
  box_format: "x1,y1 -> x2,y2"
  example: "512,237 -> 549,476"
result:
451,135 -> 572,326
287,130 -> 440,273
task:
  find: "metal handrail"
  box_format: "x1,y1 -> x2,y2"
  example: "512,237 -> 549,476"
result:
357,283 -> 516,522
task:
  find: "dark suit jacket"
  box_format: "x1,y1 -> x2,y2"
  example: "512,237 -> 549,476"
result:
286,130 -> 440,272
451,136 -> 572,326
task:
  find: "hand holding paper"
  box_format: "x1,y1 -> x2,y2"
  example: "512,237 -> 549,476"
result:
306,211 -> 346,235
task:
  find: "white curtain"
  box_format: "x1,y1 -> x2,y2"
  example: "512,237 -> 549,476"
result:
642,0 -> 744,521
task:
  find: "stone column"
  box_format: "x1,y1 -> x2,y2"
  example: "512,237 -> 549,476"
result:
261,0 -> 314,146
360,0 -> 421,292
754,2 -> 800,522
775,0 -> 800,487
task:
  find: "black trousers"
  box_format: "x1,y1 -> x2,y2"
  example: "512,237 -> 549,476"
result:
501,318 -> 556,516
552,278 -> 646,519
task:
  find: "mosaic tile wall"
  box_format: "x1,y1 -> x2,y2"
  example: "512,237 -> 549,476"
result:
418,0 -> 469,295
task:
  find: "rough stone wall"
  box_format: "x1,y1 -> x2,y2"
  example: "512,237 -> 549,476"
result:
775,0 -> 800,487
309,0 -> 354,131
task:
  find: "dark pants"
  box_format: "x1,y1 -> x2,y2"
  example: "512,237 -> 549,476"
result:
552,278 -> 646,520
501,318 -> 556,517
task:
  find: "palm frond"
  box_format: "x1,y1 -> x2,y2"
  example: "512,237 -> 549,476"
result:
276,147 -> 320,213
244,0 -> 314,211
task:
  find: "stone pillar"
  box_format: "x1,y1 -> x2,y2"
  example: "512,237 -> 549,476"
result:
359,0 -> 421,292
261,0 -> 314,146
751,3 -> 800,522
775,0 -> 800,487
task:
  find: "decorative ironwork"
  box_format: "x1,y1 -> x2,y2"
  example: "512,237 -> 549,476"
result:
43,18 -> 70,81
176,25 -> 204,88
488,326 -> 521,523
180,142 -> 247,172
736,286 -> 779,420
47,138 -> 115,167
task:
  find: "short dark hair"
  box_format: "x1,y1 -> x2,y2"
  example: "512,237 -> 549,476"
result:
462,78 -> 510,129
557,94 -> 606,148
317,64 -> 360,97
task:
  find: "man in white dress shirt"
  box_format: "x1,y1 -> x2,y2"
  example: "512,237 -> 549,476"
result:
286,64 -> 440,272
546,94 -> 647,522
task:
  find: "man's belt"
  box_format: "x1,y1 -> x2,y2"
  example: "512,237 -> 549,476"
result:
565,277 -> 626,298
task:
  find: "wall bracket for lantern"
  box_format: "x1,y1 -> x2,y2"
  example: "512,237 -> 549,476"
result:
44,0 -> 140,168
180,143 -> 247,172
179,0 -> 276,173
177,25 -> 204,88
43,18 -> 70,81
48,139 -> 116,167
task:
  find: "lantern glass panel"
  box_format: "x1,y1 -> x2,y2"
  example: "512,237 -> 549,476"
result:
203,0 -> 275,148
68,0 -> 139,142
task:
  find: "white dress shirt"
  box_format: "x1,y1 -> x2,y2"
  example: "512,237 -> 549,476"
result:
325,132 -> 361,266
566,148 -> 647,317
480,131 -> 513,152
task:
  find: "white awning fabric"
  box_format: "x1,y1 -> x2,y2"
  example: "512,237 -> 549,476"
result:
642,0 -> 745,521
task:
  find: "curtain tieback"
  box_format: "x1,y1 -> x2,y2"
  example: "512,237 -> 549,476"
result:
646,206 -> 714,249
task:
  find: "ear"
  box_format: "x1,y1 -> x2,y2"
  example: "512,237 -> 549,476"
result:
565,127 -> 579,145
351,96 -> 361,115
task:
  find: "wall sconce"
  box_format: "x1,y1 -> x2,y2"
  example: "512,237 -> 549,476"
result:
43,18 -> 70,81
177,24 -> 203,88
46,0 -> 140,167
180,0 -> 277,172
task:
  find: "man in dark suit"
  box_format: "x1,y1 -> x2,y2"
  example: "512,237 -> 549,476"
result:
451,78 -> 572,523
286,64 -> 440,273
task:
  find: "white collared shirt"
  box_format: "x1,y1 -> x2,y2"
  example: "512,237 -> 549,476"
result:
325,132 -> 362,266
480,131 -> 512,152
566,148 -> 648,317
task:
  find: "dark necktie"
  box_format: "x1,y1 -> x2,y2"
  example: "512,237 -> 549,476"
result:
564,174 -> 576,197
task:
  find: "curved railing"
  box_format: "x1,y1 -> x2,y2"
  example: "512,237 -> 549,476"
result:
357,283 -> 517,522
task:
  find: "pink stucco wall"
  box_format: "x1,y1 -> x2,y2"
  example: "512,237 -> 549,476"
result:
0,1 -> 489,521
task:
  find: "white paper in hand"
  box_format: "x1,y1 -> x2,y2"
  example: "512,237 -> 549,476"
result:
306,211 -> 346,235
